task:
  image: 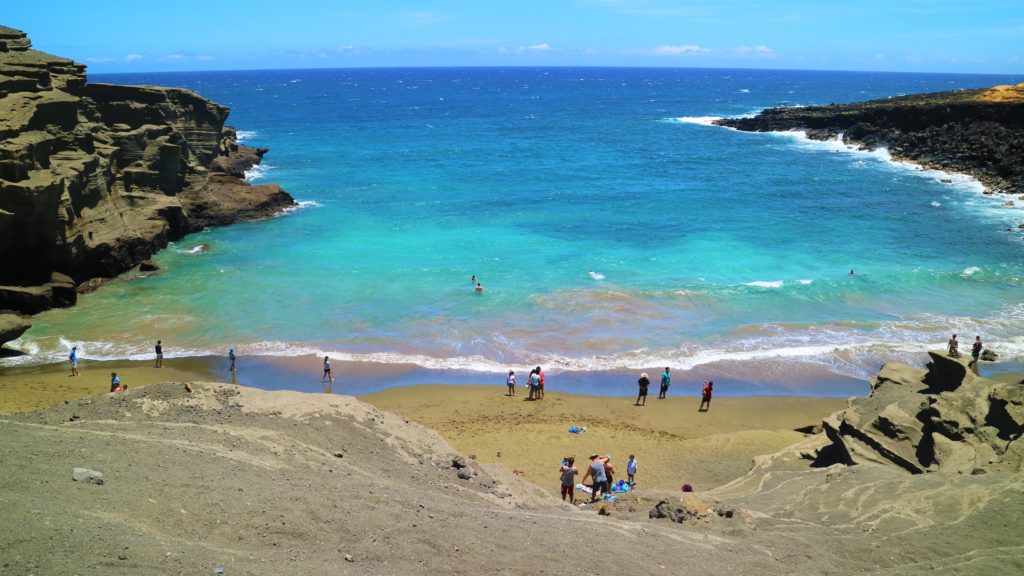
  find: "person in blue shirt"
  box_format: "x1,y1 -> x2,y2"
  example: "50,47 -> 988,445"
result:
69,346 -> 79,376
110,372 -> 122,392
659,367 -> 671,399
228,348 -> 237,372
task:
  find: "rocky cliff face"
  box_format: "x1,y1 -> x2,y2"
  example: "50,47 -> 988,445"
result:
0,26 -> 295,316
816,352 -> 1023,475
716,85 -> 1024,197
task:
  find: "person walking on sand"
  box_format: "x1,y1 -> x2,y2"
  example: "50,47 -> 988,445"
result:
626,455 -> 638,484
506,370 -> 516,396
228,347 -> 237,372
635,372 -> 650,406
322,356 -> 333,385
559,457 -> 578,504
659,367 -> 670,399
947,334 -> 959,358
110,372 -> 122,393
69,346 -> 79,376
699,380 -> 714,412
582,454 -> 608,502
154,340 -> 163,368
537,366 -> 545,399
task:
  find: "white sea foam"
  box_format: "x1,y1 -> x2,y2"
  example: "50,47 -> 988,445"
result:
588,271 -> 605,280
244,163 -> 272,181
671,116 -> 724,126
931,201 -> 942,207
186,245 -> 208,254
235,130 -> 257,143
738,88 -> 750,93
744,280 -> 784,288
798,279 -> 813,285
961,266 -> 981,276
281,200 -> 322,215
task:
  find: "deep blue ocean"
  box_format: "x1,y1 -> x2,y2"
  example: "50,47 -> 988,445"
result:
11,67 -> 1024,396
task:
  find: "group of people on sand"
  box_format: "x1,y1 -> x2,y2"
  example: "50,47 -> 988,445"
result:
558,454 -> 638,505
67,340 -> 240,393
506,366 -> 546,400
634,367 -> 714,411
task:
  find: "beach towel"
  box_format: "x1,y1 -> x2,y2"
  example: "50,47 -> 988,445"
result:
575,483 -> 593,494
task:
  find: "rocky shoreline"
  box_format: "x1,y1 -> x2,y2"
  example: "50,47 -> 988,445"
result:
0,26 -> 295,344
715,83 -> 1024,199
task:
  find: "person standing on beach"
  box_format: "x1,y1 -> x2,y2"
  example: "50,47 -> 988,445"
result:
947,334 -> 959,357
110,372 -> 122,393
528,368 -> 540,400
582,454 -> 608,502
559,457 -> 578,504
970,336 -> 983,370
602,455 -> 615,488
155,340 -> 163,368
322,356 -> 333,385
537,366 -> 545,399
69,346 -> 79,376
659,367 -> 670,399
626,455 -> 638,484
506,370 -> 516,396
228,347 -> 237,372
635,372 -> 650,406
699,380 -> 714,412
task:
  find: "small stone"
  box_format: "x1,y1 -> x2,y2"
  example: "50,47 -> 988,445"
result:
457,468 -> 472,480
333,452 -> 344,458
72,468 -> 104,485
344,555 -> 354,562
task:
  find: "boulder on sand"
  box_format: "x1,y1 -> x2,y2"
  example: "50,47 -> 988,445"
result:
0,313 -> 31,351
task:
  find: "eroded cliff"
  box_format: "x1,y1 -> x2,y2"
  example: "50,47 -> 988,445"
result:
0,26 -> 295,317
715,84 -> 1024,197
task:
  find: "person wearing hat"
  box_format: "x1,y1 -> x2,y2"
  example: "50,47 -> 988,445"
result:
635,372 -> 650,406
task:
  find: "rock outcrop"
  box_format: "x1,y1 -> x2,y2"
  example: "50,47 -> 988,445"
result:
0,26 -> 295,315
715,84 -> 1024,196
818,351 -> 1024,474
0,312 -> 30,351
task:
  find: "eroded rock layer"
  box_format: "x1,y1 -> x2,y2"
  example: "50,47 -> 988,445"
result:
0,26 -> 295,315
818,351 -> 1024,474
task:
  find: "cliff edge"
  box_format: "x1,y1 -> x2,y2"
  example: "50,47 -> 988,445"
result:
715,84 -> 1024,197
0,26 -> 295,318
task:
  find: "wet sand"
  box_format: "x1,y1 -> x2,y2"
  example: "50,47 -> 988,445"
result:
362,384 -> 845,492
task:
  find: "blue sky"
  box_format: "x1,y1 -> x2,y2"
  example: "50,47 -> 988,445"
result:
6,1 -> 1022,73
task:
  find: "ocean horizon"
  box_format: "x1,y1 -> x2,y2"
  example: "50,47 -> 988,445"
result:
7,66 -> 1024,396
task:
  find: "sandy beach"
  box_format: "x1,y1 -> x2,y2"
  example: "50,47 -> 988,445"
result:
363,385 -> 844,491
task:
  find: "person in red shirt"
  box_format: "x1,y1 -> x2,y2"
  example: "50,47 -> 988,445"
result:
699,380 -> 713,412
537,366 -> 545,399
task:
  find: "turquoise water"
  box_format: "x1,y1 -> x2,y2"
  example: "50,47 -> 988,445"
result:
11,68 -> 1024,394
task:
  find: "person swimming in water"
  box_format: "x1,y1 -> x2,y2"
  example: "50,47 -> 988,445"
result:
475,283 -> 484,292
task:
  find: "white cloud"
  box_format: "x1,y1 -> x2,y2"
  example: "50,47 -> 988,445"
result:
85,56 -> 116,63
163,54 -> 186,61
652,44 -> 710,56
754,45 -> 773,54
124,53 -> 144,61
733,45 -> 774,57
335,45 -> 355,53
197,54 -> 215,61
874,53 -> 887,60
515,43 -> 553,54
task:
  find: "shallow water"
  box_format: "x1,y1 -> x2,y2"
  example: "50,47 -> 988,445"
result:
10,67 -> 1024,395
